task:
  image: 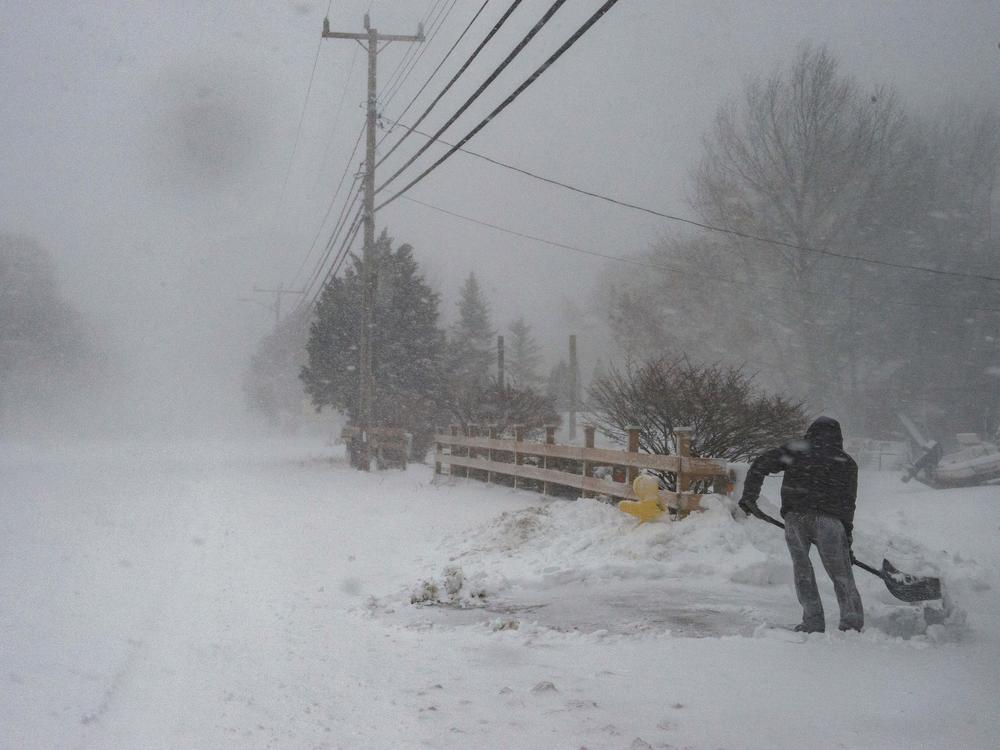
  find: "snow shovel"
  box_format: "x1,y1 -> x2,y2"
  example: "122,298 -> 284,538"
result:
748,508 -> 942,602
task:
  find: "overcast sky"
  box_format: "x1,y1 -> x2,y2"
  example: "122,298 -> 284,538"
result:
1,0 -> 997,432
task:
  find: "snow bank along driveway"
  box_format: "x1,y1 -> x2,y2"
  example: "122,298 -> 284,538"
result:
2,439 -> 998,749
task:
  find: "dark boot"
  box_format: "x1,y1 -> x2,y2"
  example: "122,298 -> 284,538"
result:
794,622 -> 825,633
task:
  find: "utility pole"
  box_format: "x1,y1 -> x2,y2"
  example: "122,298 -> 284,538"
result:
322,13 -> 423,471
251,282 -> 306,326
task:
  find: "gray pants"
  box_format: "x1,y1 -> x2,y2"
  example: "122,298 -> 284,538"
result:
784,511 -> 864,631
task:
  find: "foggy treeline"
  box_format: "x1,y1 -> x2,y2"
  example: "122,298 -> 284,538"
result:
0,234 -> 103,435
603,46 -> 999,439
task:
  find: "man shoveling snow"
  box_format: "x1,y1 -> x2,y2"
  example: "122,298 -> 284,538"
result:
738,416 -> 864,633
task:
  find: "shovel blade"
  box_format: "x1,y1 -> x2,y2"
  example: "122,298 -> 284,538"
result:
881,559 -> 942,602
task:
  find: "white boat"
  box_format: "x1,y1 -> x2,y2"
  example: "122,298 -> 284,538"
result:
931,433 -> 1000,486
899,416 -> 1000,488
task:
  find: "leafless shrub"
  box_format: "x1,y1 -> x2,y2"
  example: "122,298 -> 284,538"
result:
589,357 -> 807,489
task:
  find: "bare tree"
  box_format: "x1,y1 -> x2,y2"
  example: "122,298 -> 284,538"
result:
692,44 -> 908,408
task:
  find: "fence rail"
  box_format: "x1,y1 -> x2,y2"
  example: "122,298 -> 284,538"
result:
434,424 -> 732,515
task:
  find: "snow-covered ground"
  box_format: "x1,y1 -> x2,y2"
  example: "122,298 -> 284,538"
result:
2,438 -> 998,749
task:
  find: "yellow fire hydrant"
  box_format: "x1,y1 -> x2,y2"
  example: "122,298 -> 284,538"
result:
618,474 -> 666,522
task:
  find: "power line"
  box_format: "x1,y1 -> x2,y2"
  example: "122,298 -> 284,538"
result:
380,0 -> 460,108
301,183 -> 364,307
307,213 -> 360,311
379,0 -> 490,148
305,206 -> 365,312
279,0 -> 334,198
376,0 -> 565,191
312,43 -> 361,193
290,123 -> 366,289
379,0 -> 445,103
298,180 -> 362,309
399,195 -> 1000,316
294,168 -> 361,296
376,0 -> 624,207
326,210 -> 365,291
376,0 -> 526,170
387,118 -> 1000,287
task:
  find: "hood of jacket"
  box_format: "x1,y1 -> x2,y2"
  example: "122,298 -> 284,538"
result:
805,416 -> 844,451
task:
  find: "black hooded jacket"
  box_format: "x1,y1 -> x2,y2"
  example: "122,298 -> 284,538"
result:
740,417 -> 858,534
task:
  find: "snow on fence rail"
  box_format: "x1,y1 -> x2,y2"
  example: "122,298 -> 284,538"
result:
434,424 -> 732,515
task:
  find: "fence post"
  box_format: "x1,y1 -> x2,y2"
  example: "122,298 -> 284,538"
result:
543,424 -> 557,495
469,424 -> 480,481
675,426 -> 692,511
488,425 -> 498,484
449,425 -> 458,477
513,424 -> 525,490
583,424 -> 596,497
462,425 -> 472,479
626,425 -> 640,486
435,426 -> 442,475
460,424 -> 470,478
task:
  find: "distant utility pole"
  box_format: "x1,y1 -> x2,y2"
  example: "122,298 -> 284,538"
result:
251,282 -> 305,326
322,13 -> 424,471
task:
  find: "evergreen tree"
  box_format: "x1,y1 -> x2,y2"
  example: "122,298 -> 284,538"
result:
447,273 -> 495,387
301,230 -> 445,455
506,317 -> 543,390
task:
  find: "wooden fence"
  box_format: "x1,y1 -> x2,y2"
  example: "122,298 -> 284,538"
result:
434,424 -> 732,515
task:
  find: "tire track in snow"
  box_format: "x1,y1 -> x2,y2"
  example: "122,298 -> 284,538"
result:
74,637 -> 147,749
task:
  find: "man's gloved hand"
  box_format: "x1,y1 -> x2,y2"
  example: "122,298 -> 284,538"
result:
738,496 -> 761,518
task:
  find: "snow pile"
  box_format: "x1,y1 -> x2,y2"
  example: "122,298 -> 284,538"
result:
400,496 -> 761,609
393,488 -> 980,641
439,494 -> 778,588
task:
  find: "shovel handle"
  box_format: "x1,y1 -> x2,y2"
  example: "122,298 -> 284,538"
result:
752,509 -> 785,530
849,556 -> 882,578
